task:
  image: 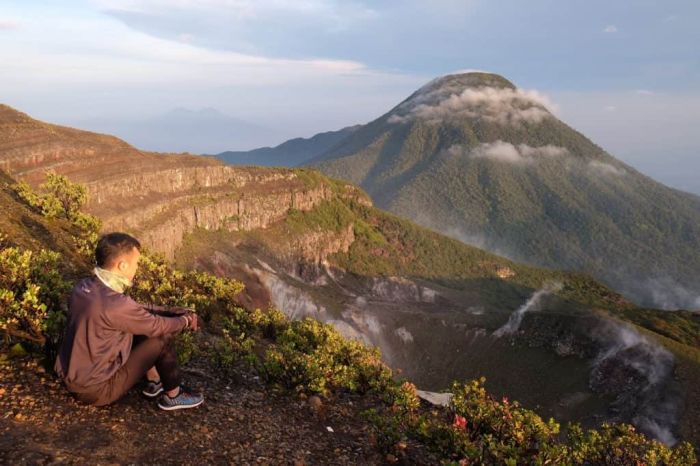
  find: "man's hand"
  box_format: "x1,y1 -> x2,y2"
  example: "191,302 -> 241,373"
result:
184,312 -> 199,331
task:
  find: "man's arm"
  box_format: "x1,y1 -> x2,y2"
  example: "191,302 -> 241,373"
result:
106,295 -> 189,337
142,302 -> 195,317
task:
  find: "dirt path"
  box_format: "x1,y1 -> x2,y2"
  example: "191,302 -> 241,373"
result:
0,354 -> 391,465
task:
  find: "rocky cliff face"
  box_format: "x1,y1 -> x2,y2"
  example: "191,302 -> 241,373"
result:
0,104 -> 370,259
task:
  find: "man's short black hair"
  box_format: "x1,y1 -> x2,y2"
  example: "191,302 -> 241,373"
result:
95,232 -> 141,268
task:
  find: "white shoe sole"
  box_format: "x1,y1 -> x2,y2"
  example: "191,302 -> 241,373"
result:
142,387 -> 164,398
157,398 -> 204,410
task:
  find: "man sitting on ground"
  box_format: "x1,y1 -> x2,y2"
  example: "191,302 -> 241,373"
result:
54,232 -> 204,410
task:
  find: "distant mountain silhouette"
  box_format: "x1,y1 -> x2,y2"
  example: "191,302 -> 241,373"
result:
70,107 -> 276,154
215,125 -> 359,167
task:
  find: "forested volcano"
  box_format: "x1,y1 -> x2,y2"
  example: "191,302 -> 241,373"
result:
308,72 -> 700,310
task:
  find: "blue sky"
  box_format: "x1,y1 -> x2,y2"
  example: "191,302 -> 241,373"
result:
1,0 -> 699,193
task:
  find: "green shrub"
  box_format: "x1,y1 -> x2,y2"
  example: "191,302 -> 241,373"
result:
261,317 -> 392,395
365,377 -> 696,465
11,172 -> 102,257
128,252 -> 244,313
566,422 -> 697,466
173,330 -> 197,366
445,378 -> 565,464
13,172 -> 87,219
0,245 -> 70,345
40,172 -> 88,218
71,210 -> 102,258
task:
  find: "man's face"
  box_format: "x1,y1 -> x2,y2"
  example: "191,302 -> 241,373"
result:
112,246 -> 141,282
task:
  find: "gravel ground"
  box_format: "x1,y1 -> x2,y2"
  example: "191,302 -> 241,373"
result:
0,353 -> 399,465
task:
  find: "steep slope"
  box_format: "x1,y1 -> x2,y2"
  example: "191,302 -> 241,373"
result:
308,72 -> 700,310
0,169 -> 89,279
174,197 -> 700,446
2,103 -> 700,447
216,125 -> 359,167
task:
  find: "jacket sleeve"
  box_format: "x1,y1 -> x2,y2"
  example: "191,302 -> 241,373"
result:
143,302 -> 190,316
106,295 -> 188,337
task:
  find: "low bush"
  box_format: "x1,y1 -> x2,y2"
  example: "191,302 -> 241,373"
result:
12,171 -> 102,257
0,246 -> 70,346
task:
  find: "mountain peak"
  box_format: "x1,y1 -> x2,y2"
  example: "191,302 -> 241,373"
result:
387,71 -> 550,125
420,71 -> 516,94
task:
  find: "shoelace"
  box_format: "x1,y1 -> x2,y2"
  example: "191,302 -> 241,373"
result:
169,385 -> 200,402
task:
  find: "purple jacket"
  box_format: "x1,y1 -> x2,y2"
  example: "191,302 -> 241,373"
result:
54,275 -> 188,390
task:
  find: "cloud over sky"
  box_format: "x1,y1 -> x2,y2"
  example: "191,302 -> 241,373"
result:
0,19 -> 19,29
0,0 -> 698,193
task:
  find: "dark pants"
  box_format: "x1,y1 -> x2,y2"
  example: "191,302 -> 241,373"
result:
72,333 -> 181,406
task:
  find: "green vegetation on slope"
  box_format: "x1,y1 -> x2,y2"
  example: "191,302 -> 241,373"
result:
2,170 -> 697,463
278,195 -> 630,312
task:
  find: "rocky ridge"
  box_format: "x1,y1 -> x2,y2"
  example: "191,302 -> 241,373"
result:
0,104 -> 369,260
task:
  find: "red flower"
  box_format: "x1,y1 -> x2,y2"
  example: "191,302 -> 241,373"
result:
453,414 -> 467,430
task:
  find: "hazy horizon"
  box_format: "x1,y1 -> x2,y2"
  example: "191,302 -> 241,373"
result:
2,0 -> 699,194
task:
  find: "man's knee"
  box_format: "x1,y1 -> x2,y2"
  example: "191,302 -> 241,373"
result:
158,333 -> 175,347
146,333 -> 174,350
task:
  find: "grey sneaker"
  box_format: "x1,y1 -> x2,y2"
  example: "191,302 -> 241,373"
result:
142,379 -> 164,398
157,385 -> 204,411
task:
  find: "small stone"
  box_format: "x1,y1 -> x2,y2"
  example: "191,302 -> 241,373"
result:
308,395 -> 322,415
386,454 -> 398,463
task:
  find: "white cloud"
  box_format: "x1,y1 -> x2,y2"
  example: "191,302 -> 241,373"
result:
0,3 -> 427,141
589,160 -> 626,176
95,0 -> 379,31
0,19 -> 19,29
389,85 -> 555,125
0,10 -> 373,88
634,89 -> 655,96
603,24 -> 618,33
448,141 -> 568,164
604,105 -> 617,112
178,32 -> 194,43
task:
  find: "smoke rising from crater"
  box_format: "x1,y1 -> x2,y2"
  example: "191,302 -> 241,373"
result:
620,276 -> 700,311
591,320 -> 679,445
493,281 -> 563,337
